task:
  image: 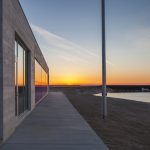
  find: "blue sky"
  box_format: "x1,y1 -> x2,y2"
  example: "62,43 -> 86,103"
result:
20,0 -> 101,50
19,0 -> 150,85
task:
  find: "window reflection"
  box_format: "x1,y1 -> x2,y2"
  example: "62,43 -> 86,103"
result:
35,60 -> 48,103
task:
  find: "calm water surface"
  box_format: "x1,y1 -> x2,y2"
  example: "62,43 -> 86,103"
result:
94,92 -> 150,103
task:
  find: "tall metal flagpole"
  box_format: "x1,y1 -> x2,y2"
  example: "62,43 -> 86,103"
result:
101,0 -> 107,119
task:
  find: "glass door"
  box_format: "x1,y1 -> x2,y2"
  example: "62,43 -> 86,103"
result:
15,40 -> 28,116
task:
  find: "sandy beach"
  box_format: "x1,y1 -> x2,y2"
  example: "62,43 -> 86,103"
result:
63,91 -> 150,150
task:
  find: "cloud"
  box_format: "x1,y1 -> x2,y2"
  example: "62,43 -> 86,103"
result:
106,60 -> 115,67
31,23 -> 115,67
59,54 -> 88,64
31,24 -> 98,59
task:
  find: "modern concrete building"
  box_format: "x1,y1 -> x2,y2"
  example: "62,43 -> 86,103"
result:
0,0 -> 49,141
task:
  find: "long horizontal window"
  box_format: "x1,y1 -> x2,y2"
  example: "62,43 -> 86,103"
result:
35,60 -> 48,103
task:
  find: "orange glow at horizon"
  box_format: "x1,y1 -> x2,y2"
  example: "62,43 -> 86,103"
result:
49,73 -> 150,86
50,73 -> 101,86
17,62 -> 150,86
49,66 -> 150,85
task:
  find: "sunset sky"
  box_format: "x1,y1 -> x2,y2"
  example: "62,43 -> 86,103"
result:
20,0 -> 150,85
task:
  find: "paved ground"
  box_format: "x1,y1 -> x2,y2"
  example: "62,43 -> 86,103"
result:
0,92 -> 108,150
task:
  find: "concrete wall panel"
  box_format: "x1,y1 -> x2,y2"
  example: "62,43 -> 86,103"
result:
0,0 -> 3,140
1,0 -> 49,140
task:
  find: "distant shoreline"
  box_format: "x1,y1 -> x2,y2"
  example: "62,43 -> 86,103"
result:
50,85 -> 150,93
50,85 -> 150,87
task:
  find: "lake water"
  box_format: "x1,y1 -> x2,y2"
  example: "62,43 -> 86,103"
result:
94,92 -> 150,103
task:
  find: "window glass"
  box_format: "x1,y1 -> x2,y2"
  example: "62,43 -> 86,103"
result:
35,60 -> 48,103
15,40 -> 28,115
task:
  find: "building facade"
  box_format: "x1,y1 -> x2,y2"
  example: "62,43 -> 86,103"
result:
0,0 -> 49,141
